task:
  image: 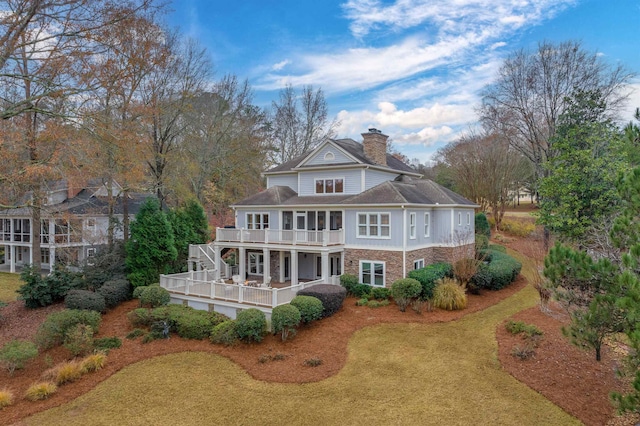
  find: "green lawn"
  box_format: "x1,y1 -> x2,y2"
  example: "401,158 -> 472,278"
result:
0,271 -> 22,302
22,250 -> 579,426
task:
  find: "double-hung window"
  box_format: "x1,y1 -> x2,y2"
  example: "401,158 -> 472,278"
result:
246,213 -> 269,230
409,213 -> 416,239
248,253 -> 264,275
414,259 -> 424,269
424,213 -> 431,237
357,213 -> 390,238
360,260 -> 385,287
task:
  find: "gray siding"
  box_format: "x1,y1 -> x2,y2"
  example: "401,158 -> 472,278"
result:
305,144 -> 355,166
432,208 -> 453,244
343,209 -> 403,248
266,175 -> 298,192
364,169 -> 399,190
235,209 -> 279,229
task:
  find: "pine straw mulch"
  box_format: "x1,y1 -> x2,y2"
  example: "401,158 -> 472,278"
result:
0,240 -> 638,425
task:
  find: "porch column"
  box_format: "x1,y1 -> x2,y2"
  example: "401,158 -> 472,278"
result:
9,245 -> 15,273
50,247 -> 55,270
321,251 -> 329,282
238,247 -> 246,279
290,249 -> 298,286
262,247 -> 270,282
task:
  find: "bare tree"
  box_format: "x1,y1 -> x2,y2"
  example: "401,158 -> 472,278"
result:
269,84 -> 338,165
480,40 -> 633,181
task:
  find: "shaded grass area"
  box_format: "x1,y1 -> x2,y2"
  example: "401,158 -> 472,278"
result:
23,257 -> 579,426
0,272 -> 22,302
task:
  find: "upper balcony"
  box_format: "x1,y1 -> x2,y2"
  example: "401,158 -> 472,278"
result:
215,228 -> 344,247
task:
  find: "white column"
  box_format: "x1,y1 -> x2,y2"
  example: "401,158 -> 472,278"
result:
9,245 -> 15,273
50,247 -> 55,270
238,247 -> 246,279
321,251 -> 329,282
214,246 -> 221,279
262,247 -> 270,283
290,249 -> 298,286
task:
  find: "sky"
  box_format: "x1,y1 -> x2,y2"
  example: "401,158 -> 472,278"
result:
167,0 -> 640,163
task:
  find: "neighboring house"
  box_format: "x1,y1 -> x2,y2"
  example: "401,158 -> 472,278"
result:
161,129 -> 477,318
0,179 -> 149,272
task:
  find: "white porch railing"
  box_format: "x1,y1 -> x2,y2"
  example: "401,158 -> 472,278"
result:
215,228 -> 344,246
159,274 -> 339,308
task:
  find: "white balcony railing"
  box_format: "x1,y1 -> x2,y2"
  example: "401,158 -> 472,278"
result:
215,228 -> 343,246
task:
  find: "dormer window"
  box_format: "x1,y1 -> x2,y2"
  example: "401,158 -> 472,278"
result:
324,151 -> 335,161
315,178 -> 344,194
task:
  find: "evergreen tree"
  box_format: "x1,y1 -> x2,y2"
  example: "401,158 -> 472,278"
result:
125,198 -> 177,287
167,199 -> 210,273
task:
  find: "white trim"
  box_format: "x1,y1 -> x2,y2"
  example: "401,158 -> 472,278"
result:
467,212 -> 471,225
245,212 -> 269,230
314,177 -> 345,194
414,258 -> 424,269
409,212 -> 416,239
323,151 -> 335,161
359,259 -> 385,287
356,212 -> 391,239
424,212 -> 431,237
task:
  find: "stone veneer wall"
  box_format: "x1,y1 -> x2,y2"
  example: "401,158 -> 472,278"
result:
344,244 -> 475,287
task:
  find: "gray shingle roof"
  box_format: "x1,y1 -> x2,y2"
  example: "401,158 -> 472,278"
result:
266,138 -> 416,174
234,176 -> 476,207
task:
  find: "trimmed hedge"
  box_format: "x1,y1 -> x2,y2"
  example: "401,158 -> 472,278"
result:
235,308 -> 267,343
408,262 -> 453,300
138,286 -> 170,308
290,296 -> 323,324
298,284 -> 346,318
476,249 -> 522,290
64,290 -> 106,313
98,279 -> 131,309
351,284 -> 372,299
271,304 -> 301,341
126,305 -> 228,340
35,310 -> 101,350
210,321 -> 238,346
132,285 -> 149,300
475,212 -> 491,239
370,287 -> 391,300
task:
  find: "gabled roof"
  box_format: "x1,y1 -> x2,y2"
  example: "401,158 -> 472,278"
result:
234,177 -> 476,208
265,138 -> 417,175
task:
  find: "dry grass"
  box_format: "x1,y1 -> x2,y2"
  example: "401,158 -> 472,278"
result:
80,353 -> 107,373
42,361 -> 84,386
0,389 -> 13,409
23,255 -> 580,426
0,272 -> 22,302
24,382 -> 57,401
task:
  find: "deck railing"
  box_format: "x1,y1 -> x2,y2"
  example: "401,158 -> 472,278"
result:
159,274 -> 336,308
215,228 -> 344,246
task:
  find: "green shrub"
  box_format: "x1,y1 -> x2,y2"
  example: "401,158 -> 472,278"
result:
126,328 -> 146,339
35,309 -> 102,350
366,299 -> 390,308
475,234 -> 489,251
127,308 -> 152,327
475,212 -> 491,239
97,279 -> 131,309
132,285 -> 150,300
432,278 -> 467,311
488,244 -> 507,253
0,339 -> 38,375
408,262 -> 453,300
304,357 -> 322,367
290,296 -> 323,324
64,290 -> 106,313
370,287 -> 390,300
139,285 -> 170,308
175,310 -> 214,340
210,321 -> 238,346
94,336 -> 122,352
17,265 -> 84,309
356,298 -> 369,306
339,274 -> 359,295
271,304 -> 301,341
235,308 -> 267,343
471,263 -> 492,290
505,320 -> 543,338
297,284 -> 346,318
390,278 -> 422,312
63,324 -> 95,356
351,284 -> 372,299
484,250 -> 522,290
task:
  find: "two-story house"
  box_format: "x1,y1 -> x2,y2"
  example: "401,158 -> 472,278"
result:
0,179 -> 148,272
161,129 -> 477,319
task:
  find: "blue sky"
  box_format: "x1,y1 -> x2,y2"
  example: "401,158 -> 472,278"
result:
168,0 -> 640,163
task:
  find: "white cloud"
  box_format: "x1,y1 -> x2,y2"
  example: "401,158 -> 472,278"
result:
271,60 -> 290,71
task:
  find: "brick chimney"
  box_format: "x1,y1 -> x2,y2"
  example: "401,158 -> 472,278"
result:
362,128 -> 388,166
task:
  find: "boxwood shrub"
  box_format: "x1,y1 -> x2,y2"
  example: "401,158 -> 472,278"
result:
210,321 -> 238,346
35,310 -> 102,350
290,295 -> 323,324
297,284 -> 347,318
370,287 -> 390,300
64,290 -> 106,313
97,279 -> 131,309
271,304 -> 301,341
138,286 -> 170,308
476,249 -> 522,290
339,274 -> 358,295
235,308 -> 267,343
351,284 -> 372,299
408,262 -> 452,300
132,285 -> 149,300
475,212 -> 491,239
